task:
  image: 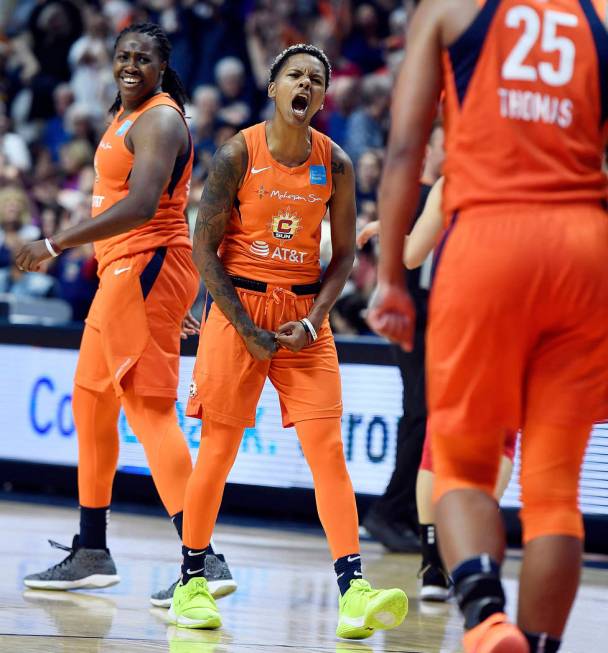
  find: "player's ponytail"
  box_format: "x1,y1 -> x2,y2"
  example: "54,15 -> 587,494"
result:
160,65 -> 188,115
109,23 -> 188,115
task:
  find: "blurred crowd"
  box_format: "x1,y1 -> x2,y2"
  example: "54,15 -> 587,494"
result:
0,0 -> 417,329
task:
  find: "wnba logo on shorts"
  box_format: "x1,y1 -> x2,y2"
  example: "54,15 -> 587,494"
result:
250,241 -> 270,257
269,208 -> 301,241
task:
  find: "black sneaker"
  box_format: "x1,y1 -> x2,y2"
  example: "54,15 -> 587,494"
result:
24,535 -> 120,591
419,563 -> 452,602
362,510 -> 421,553
150,553 -> 237,608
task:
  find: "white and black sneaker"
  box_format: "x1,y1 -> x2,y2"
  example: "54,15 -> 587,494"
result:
419,564 -> 452,602
150,553 -> 237,608
24,535 -> 120,591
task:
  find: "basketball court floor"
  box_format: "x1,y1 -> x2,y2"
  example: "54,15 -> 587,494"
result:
1,500 -> 606,653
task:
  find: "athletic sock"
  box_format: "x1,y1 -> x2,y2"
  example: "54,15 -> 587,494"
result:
420,523 -> 443,569
451,554 -> 505,630
171,511 -> 183,540
181,544 -> 213,584
334,552 -> 363,595
525,632 -> 561,652
79,506 -> 109,550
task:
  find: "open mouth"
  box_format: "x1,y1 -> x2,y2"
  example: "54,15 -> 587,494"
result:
291,94 -> 309,119
121,75 -> 142,88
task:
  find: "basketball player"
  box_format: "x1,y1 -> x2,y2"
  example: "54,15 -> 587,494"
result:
369,1 -> 608,652
167,44 -> 407,639
362,176 -> 516,601
16,23 -> 235,605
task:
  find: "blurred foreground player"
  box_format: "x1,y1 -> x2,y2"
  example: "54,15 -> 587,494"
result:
17,23 -> 235,604
369,1 -> 608,652
169,44 -> 407,639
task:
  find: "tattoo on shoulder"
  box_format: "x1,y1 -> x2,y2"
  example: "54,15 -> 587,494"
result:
331,159 -> 345,175
193,142 -> 243,245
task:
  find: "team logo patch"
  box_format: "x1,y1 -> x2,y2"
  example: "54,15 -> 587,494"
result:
250,240 -> 270,257
309,165 -> 327,185
115,120 -> 133,136
189,380 -> 198,398
269,208 -> 301,241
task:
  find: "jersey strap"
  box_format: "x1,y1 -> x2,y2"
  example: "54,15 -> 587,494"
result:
447,0 -> 501,105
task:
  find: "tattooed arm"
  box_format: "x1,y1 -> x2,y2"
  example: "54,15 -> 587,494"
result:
193,134 -> 277,360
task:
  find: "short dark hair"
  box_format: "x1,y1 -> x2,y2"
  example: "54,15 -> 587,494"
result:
269,44 -> 332,90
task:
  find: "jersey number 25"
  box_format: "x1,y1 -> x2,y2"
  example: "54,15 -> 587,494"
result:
502,7 -> 578,87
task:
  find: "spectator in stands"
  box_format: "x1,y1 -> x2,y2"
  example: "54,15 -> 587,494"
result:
23,0 -> 84,120
341,4 -> 385,74
42,83 -> 74,162
0,108 -> 31,171
343,74 -> 390,165
0,185 -> 40,267
191,84 -> 221,179
356,149 -> 382,209
68,7 -> 115,121
59,138 -> 94,190
323,76 -> 360,147
214,56 -> 252,127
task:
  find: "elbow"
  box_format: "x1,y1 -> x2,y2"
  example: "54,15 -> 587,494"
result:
126,195 -> 159,225
137,203 -> 158,224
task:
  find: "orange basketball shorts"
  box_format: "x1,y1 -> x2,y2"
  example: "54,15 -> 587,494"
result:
75,246 -> 199,399
187,285 -> 342,427
427,203 -> 608,498
419,424 -> 517,473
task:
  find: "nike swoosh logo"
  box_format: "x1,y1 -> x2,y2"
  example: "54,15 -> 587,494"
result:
339,615 -> 365,627
251,166 -> 271,175
186,567 -> 205,575
114,267 -> 131,275
347,555 -> 361,562
187,550 -> 206,557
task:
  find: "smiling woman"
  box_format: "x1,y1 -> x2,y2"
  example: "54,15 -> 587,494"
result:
17,23 -> 242,609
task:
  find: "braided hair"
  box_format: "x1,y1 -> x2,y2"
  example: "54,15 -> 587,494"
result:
109,23 -> 188,115
269,44 -> 332,90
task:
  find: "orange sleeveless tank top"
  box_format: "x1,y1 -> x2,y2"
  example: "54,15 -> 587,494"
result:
441,0 -> 608,218
219,122 -> 333,286
92,93 -> 193,273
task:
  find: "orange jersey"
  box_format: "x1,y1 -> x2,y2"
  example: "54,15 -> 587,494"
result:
219,122 -> 333,285
442,0 -> 608,216
92,93 -> 192,273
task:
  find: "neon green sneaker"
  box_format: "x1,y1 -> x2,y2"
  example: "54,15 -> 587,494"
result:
168,577 -> 222,630
336,579 -> 408,640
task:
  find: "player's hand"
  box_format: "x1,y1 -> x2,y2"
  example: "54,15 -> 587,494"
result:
356,221 -> 379,249
244,327 -> 278,360
15,240 -> 53,272
276,320 -> 309,352
180,310 -> 200,339
367,281 -> 416,352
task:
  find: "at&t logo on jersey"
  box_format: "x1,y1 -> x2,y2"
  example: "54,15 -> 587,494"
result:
250,240 -> 306,264
250,241 -> 270,257
269,208 -> 301,241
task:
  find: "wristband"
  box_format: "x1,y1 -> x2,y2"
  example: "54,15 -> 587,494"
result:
300,317 -> 318,342
44,237 -> 62,257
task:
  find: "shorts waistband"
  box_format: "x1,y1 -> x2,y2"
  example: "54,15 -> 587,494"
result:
230,275 -> 321,296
